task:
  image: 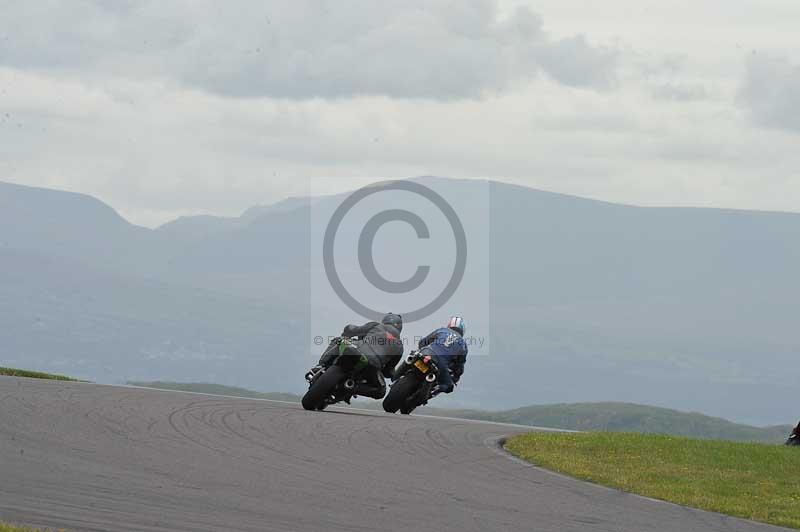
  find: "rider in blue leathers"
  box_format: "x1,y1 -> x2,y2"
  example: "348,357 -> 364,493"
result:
417,316 -> 468,397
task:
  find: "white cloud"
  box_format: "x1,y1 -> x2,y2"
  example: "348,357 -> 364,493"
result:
1,0 -> 799,226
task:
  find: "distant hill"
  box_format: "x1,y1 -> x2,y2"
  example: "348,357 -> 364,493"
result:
155,197 -> 312,243
128,382 -> 792,444
239,196 -> 311,222
0,248 -> 302,387
0,181 -> 163,272
3,177 -> 800,425
155,214 -> 243,242
440,402 -> 793,444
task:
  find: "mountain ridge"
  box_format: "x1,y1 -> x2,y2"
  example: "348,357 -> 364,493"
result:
2,177 -> 798,425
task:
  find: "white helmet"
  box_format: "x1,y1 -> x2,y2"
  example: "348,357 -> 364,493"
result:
446,316 -> 465,336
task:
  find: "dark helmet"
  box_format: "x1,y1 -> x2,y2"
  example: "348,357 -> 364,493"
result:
381,313 -> 403,333
446,316 -> 465,336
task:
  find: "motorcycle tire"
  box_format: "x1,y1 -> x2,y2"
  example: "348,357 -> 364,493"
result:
302,366 -> 346,411
383,374 -> 420,413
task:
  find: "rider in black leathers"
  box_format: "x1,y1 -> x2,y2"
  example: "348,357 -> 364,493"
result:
316,313 -> 404,399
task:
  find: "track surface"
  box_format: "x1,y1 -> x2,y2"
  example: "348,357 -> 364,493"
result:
0,377 -> 784,532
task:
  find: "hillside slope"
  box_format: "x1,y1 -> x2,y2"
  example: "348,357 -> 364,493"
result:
455,402 -> 792,443
3,177 -> 799,425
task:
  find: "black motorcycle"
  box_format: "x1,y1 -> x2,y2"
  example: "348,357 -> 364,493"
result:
786,423 -> 800,446
302,338 -> 370,411
383,350 -> 439,415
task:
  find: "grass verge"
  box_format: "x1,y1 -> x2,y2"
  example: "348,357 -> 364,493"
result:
0,367 -> 79,381
505,432 -> 800,529
0,523 -> 64,532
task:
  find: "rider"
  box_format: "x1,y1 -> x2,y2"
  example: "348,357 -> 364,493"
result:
415,316 -> 468,397
315,313 -> 404,400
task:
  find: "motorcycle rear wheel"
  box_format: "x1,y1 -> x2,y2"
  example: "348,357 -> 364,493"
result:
302,366 -> 346,411
383,374 -> 420,413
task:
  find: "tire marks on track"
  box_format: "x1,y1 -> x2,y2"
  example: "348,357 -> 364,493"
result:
0,377 -> 786,532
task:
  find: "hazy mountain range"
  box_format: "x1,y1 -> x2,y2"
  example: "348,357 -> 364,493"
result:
1,178 -> 798,425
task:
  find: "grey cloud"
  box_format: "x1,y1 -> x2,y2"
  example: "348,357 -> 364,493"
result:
650,83 -> 709,102
0,0 -> 618,99
534,35 -> 618,90
739,54 -> 800,132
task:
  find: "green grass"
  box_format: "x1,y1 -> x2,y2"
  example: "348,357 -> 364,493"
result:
506,432 -> 800,529
0,367 -> 80,382
0,523 -> 64,531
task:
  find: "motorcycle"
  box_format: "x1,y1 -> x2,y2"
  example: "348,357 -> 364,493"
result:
383,350 -> 439,415
786,423 -> 800,446
302,338 -> 371,411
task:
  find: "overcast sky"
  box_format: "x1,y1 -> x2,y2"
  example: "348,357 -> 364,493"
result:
1,0 -> 799,227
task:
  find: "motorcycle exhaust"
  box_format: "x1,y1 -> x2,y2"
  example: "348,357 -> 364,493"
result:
425,373 -> 436,383
344,378 -> 355,390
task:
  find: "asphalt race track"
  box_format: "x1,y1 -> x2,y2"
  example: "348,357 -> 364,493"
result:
0,377 -> 784,532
